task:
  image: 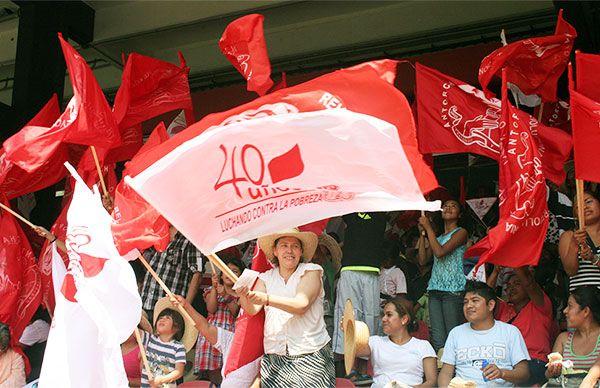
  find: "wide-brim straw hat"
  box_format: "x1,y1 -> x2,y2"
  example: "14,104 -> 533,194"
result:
343,299 -> 370,375
257,227 -> 318,262
318,233 -> 342,273
154,297 -> 198,351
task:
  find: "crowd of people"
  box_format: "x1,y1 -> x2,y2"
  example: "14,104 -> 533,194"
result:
2,180 -> 600,388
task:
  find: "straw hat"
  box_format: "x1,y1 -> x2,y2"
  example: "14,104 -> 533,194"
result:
343,299 -> 370,375
257,228 -> 318,262
318,233 -> 342,273
153,297 -> 198,351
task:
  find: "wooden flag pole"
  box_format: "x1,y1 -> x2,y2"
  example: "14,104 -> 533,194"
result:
136,254 -> 196,326
0,202 -> 36,229
537,102 -> 545,123
576,178 -> 586,229
207,253 -> 239,283
134,328 -> 154,381
90,146 -> 109,196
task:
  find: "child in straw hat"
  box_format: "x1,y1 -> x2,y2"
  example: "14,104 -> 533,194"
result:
140,297 -> 197,388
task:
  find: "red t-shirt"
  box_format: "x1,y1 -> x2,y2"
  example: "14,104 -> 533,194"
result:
496,293 -> 558,362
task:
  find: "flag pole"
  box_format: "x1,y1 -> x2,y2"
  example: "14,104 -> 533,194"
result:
136,254 -> 196,326
134,328 -> 154,381
90,146 -> 109,196
0,202 -> 36,229
576,179 -> 586,229
207,253 -> 239,283
537,103 -> 544,123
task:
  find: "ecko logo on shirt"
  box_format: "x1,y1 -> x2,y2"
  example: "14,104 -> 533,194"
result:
456,344 -> 507,362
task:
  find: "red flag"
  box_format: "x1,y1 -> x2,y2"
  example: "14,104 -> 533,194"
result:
416,63 -> 572,185
111,123 -> 171,255
478,10 -> 576,102
58,33 -> 121,148
112,52 -> 194,132
219,14 -> 274,96
3,94 -> 62,170
270,72 -> 288,93
575,51 -> 600,102
223,242 -> 268,376
570,62 -> 600,183
0,147 -> 68,200
534,100 -> 571,132
0,196 -> 41,374
127,59 -> 437,195
465,71 -> 548,267
38,202 -> 70,313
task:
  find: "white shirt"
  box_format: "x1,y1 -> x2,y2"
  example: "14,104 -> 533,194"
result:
19,320 -> 50,346
260,263 -> 330,356
217,328 -> 261,388
369,336 -> 436,388
379,266 -> 407,297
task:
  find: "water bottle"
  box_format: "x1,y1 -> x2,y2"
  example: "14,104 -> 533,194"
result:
482,359 -> 490,382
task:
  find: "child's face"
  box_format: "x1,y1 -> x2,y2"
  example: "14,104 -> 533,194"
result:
156,314 -> 178,338
223,263 -> 242,286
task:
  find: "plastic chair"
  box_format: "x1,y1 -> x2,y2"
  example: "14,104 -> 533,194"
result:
336,377 -> 356,387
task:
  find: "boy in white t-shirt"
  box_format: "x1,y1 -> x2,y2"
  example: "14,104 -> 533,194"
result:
438,281 -> 530,387
170,295 -> 260,388
379,242 -> 407,301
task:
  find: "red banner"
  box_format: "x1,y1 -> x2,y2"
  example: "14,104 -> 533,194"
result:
416,63 -> 572,185
571,87 -> 600,183
465,71 -> 548,267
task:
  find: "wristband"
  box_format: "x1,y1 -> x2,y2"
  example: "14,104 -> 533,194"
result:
50,235 -> 57,243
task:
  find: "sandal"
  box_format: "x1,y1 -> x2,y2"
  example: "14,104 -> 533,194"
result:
344,369 -> 359,381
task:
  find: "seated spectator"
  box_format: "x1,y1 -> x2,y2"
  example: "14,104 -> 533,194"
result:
19,308 -> 51,382
350,297 -> 437,388
495,267 -> 557,385
0,322 -> 25,387
581,355 -> 600,388
438,281 -> 530,387
546,286 -> 600,380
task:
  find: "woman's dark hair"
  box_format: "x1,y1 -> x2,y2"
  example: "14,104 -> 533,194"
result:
0,322 -> 10,351
571,286 -> 600,324
155,308 -> 185,342
385,297 -> 418,332
225,257 -> 246,272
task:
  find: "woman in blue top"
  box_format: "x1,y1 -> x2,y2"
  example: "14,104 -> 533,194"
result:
418,199 -> 468,351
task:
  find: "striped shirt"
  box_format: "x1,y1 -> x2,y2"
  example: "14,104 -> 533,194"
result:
141,331 -> 186,388
569,239 -> 600,292
563,331 -> 600,371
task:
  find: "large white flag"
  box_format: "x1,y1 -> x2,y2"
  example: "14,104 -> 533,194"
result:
39,166 -> 142,388
128,109 -> 440,253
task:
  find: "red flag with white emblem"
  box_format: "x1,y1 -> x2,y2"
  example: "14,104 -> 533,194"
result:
478,10 -> 576,102
416,63 -> 572,185
465,70 -> 549,267
219,14 -> 274,96
0,196 -> 41,374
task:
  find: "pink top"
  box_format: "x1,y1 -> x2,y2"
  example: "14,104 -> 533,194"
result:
122,346 -> 141,379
